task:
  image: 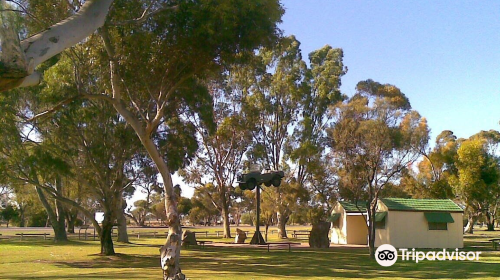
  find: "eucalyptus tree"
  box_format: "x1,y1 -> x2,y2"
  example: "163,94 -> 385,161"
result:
54,101 -> 143,253
188,184 -> 220,226
240,35 -> 307,238
3,1 -> 283,277
85,2 -> 282,278
329,79 -> 429,258
287,45 -> 346,212
411,130 -> 458,198
0,90 -> 71,241
452,131 -> 500,232
181,79 -> 253,238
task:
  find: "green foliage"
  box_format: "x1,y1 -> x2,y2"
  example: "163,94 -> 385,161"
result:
452,135 -> 500,221
27,208 -> 48,227
330,80 -> 428,198
239,212 -> 254,226
0,204 -> 18,226
188,184 -> 219,225
177,197 -> 192,216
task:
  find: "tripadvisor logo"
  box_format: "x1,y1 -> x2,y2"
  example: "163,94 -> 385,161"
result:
375,244 -> 398,267
375,244 -> 482,267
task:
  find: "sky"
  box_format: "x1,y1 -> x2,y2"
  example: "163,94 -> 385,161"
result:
139,1 -> 500,201
280,0 -> 500,143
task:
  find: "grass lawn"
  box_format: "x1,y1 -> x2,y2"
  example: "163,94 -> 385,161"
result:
0,226 -> 499,279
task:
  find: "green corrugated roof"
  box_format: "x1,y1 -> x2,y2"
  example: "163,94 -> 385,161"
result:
381,198 -> 463,212
339,201 -> 368,213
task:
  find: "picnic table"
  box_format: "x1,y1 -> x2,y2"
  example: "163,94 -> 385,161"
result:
265,242 -> 301,252
192,231 -> 211,238
490,238 -> 500,250
132,231 -> 161,239
16,233 -> 50,240
78,225 -> 95,240
292,230 -> 311,239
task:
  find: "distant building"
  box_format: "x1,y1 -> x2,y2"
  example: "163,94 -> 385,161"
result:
330,198 -> 464,248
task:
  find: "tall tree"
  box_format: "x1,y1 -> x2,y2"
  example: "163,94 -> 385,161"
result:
0,91 -> 70,242
5,1 -> 283,277
181,79 -> 252,238
410,130 -> 458,199
329,79 -> 429,258
452,133 -> 500,232
242,36 -> 306,238
288,45 -> 346,213
94,3 -> 282,278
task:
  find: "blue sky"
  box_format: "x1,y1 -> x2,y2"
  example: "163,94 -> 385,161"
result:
279,1 -> 500,143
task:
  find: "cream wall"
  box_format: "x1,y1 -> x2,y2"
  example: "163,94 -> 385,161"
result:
375,210 -> 463,248
330,203 -> 347,244
346,215 -> 368,245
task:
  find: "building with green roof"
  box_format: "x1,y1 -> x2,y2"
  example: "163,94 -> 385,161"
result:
330,198 -> 464,248
330,200 -> 369,245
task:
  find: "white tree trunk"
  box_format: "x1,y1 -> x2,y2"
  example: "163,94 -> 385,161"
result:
0,0 -> 114,91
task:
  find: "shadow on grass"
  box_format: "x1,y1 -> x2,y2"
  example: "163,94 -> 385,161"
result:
3,236 -> 500,279
178,246 -> 500,279
3,271 -> 158,280
1,239 -> 98,247
55,253 -> 158,269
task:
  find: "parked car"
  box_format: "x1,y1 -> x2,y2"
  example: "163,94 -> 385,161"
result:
237,169 -> 284,190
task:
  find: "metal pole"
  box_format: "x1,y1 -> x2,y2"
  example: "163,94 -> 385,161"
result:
256,184 -> 261,243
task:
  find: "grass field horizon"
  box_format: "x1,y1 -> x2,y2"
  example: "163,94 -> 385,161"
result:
1,225 -> 499,279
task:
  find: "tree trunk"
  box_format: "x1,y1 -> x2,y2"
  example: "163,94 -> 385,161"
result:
102,26 -> 184,278
265,224 -> 269,242
278,213 -> 289,239
368,210 -> 376,259
309,222 -> 330,248
19,206 -> 26,227
54,178 -> 69,241
131,134 -> 184,279
1,0 -> 115,91
116,199 -> 129,243
100,212 -> 115,255
35,186 -> 68,242
464,214 -> 478,234
221,201 -> 232,238
485,212 -> 495,231
0,1 -> 28,90
66,209 -> 77,234
160,194 -> 185,280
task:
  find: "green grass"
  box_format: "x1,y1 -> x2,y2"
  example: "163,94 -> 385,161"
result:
0,226 -> 499,279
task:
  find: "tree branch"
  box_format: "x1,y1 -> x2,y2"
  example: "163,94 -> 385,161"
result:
109,2 -> 178,26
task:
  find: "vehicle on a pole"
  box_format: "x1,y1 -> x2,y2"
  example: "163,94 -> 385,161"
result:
237,169 -> 284,190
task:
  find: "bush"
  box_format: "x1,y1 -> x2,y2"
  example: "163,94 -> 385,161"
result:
28,210 -> 48,227
240,213 -> 254,226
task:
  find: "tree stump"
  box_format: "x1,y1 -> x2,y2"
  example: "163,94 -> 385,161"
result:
308,222 -> 330,248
